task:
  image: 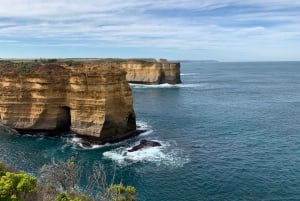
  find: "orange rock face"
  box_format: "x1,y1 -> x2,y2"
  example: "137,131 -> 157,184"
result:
0,62 -> 136,142
120,60 -> 181,84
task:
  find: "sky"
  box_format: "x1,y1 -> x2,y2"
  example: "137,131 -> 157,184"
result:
0,0 -> 299,61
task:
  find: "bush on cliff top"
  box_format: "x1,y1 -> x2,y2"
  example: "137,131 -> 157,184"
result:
0,172 -> 37,201
0,61 -> 67,75
0,61 -> 40,74
0,159 -> 136,201
0,59 -> 157,74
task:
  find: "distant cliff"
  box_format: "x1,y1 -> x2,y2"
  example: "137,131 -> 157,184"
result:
120,59 -> 181,84
0,61 -> 136,142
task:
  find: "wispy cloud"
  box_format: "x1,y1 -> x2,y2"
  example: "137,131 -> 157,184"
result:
0,0 -> 299,60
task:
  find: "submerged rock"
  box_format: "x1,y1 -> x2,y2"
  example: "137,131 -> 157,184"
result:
81,141 -> 93,148
0,122 -> 18,134
128,140 -> 161,152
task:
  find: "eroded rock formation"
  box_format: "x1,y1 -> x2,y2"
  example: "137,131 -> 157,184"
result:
120,59 -> 181,84
128,140 -> 162,152
0,62 -> 136,142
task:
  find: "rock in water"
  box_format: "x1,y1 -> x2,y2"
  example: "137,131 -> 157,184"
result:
128,140 -> 162,152
120,59 -> 181,84
0,122 -> 18,134
0,61 -> 136,142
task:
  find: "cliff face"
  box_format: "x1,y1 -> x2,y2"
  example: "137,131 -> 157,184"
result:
0,63 -> 136,142
120,60 -> 181,84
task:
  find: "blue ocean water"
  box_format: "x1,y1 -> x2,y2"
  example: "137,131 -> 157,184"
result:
1,61 -> 300,200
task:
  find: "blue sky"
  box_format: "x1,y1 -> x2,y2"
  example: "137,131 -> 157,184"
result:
0,0 -> 300,61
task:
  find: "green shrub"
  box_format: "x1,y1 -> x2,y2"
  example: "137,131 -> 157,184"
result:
106,183 -> 136,201
56,193 -> 69,201
0,172 -> 37,201
56,192 -> 93,201
0,159 -> 137,201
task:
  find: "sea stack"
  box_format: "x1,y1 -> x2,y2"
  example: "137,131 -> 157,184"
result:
120,59 -> 181,84
0,61 -> 136,142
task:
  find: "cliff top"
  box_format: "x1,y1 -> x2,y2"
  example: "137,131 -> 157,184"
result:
0,61 -> 65,74
0,58 -> 178,74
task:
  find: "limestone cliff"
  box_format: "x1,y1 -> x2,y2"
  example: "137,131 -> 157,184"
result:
120,59 -> 181,84
0,62 -> 136,142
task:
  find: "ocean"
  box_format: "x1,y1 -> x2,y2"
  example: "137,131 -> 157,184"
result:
1,61 -> 300,200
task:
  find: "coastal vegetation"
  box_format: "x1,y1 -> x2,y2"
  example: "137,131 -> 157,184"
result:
0,61 -> 39,74
0,159 -> 136,201
0,58 -> 156,73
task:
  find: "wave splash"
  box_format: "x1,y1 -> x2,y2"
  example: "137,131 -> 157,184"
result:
18,121 -> 189,167
103,140 -> 189,168
63,120 -> 153,150
64,136 -> 107,150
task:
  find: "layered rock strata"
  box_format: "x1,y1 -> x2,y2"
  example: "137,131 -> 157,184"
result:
0,62 -> 136,142
120,60 -> 181,84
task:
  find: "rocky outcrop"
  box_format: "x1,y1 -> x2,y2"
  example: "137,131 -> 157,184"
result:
0,62 -> 136,142
128,140 -> 162,152
120,59 -> 181,84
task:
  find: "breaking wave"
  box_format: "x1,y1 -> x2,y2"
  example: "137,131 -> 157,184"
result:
136,120 -> 153,136
64,136 -> 108,150
64,120 -> 153,150
103,140 -> 189,168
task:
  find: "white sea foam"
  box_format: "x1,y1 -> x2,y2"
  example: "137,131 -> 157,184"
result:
63,120 -> 152,150
177,83 -> 210,88
136,120 -> 153,136
82,144 -> 103,150
103,140 -> 189,167
103,146 -> 164,163
130,83 -> 178,89
180,73 -> 199,76
64,136 -> 110,150
136,120 -> 150,130
69,136 -> 81,143
130,83 -> 212,89
139,130 -> 153,136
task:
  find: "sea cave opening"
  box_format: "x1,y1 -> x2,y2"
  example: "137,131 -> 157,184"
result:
56,106 -> 71,131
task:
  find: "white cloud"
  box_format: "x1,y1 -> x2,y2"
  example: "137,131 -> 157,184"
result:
0,0 -> 299,60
